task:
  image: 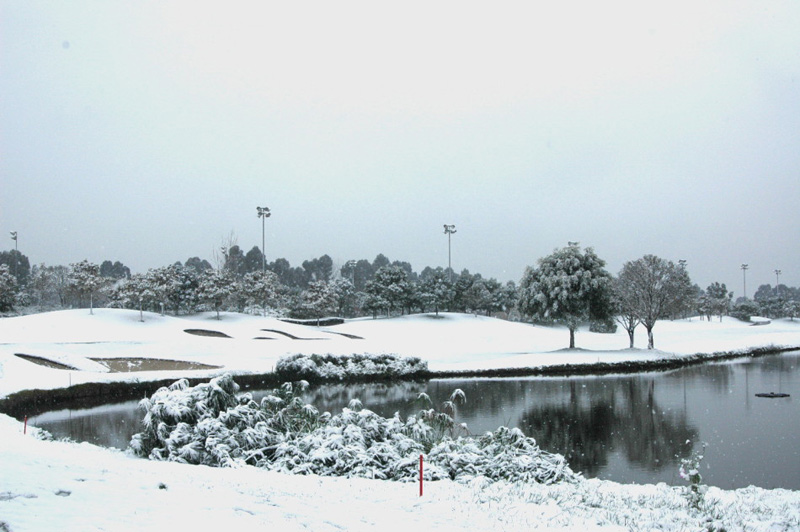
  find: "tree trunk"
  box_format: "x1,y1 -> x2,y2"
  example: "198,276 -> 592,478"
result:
569,327 -> 576,349
627,328 -> 635,349
647,327 -> 655,349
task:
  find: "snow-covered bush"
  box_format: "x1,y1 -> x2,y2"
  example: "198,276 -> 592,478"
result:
276,353 -> 428,382
730,299 -> 760,322
131,375 -> 578,486
679,442 -> 708,510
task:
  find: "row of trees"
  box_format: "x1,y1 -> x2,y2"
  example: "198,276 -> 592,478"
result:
1,246 -> 797,351
0,251 -> 517,321
517,243 -> 798,350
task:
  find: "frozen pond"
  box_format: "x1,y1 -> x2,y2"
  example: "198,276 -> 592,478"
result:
30,351 -> 799,489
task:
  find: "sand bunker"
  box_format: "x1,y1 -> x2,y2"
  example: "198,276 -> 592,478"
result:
14,354 -> 79,370
184,329 -> 232,338
90,358 -> 222,372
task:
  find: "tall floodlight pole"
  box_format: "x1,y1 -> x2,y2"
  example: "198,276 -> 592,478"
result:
775,269 -> 782,297
741,264 -> 749,299
256,206 -> 271,272
9,231 -> 17,278
346,260 -> 357,286
443,224 -> 456,282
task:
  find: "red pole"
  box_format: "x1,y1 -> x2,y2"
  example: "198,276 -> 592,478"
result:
24,415 -> 27,435
419,454 -> 423,496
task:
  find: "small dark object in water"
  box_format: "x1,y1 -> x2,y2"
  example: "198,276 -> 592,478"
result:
755,392 -> 790,398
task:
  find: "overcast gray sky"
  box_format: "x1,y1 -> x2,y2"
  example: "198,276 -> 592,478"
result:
2,1 -> 799,294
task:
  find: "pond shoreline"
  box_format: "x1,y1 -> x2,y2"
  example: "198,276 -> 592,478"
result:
1,344 -> 797,419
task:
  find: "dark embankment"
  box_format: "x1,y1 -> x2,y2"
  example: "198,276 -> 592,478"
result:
1,345 -> 797,420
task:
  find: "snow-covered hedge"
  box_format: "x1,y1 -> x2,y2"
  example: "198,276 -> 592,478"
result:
275,353 -> 429,382
130,374 -> 576,486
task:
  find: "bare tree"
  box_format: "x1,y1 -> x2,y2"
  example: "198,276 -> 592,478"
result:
612,277 -> 640,349
617,255 -> 692,349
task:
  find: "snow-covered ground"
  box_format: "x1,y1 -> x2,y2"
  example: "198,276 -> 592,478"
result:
1,310 -> 800,531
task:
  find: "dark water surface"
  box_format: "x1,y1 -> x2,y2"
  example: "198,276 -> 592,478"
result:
31,351 -> 799,489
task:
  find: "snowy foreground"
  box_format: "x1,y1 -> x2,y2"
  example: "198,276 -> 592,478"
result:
2,310 -> 800,531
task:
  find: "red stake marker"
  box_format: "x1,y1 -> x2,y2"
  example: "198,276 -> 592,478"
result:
419,454 -> 423,496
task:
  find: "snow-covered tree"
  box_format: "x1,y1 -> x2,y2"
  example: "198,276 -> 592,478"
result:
365,266 -> 412,317
67,260 -> 104,314
0,264 -> 18,312
492,280 -> 518,318
518,243 -> 613,349
730,298 -> 760,322
241,269 -> 280,316
617,255 -> 692,349
784,299 -> 800,321
107,273 -> 156,320
701,282 -> 733,322
197,269 -> 236,319
295,280 -> 338,319
330,277 -> 357,317
417,268 -> 454,315
0,249 -> 30,287
612,276 -> 641,348
146,265 -> 180,315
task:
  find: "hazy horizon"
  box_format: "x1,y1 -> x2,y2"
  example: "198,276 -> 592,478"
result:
2,1 -> 798,293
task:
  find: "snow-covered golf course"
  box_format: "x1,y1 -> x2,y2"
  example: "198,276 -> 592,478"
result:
1,310 -> 799,531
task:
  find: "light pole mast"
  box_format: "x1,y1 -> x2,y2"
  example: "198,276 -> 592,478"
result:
443,224 -> 456,282
9,231 -> 17,278
256,206 -> 271,272
775,269 -> 782,297
741,264 -> 749,299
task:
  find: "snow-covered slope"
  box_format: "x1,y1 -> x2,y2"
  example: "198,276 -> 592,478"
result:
1,310 -> 800,531
2,309 -> 800,398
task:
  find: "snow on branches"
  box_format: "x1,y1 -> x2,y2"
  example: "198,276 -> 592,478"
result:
131,375 -> 578,486
275,353 -> 428,382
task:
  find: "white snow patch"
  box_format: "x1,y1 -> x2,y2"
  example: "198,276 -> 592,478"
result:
1,310 -> 800,530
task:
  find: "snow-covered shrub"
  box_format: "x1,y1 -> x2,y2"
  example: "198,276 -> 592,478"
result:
679,443 -> 707,510
730,299 -> 760,322
131,375 -> 578,486
276,353 -> 428,382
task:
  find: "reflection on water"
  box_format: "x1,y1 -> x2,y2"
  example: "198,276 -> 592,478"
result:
31,352 -> 799,489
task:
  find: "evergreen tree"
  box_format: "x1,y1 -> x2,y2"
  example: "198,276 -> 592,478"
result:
365,266 -> 412,317
518,243 -> 613,349
67,260 -> 104,314
184,256 -> 213,273
0,264 -> 18,312
223,245 -> 247,279
417,268 -> 454,315
0,249 -> 30,287
292,280 -> 338,319
243,246 -> 263,274
99,260 -> 131,280
702,282 -> 733,322
330,278 -> 357,317
241,269 -> 279,316
197,269 -> 236,320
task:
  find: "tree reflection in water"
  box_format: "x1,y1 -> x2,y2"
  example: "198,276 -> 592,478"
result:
28,352 -> 800,489
519,378 -> 697,476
